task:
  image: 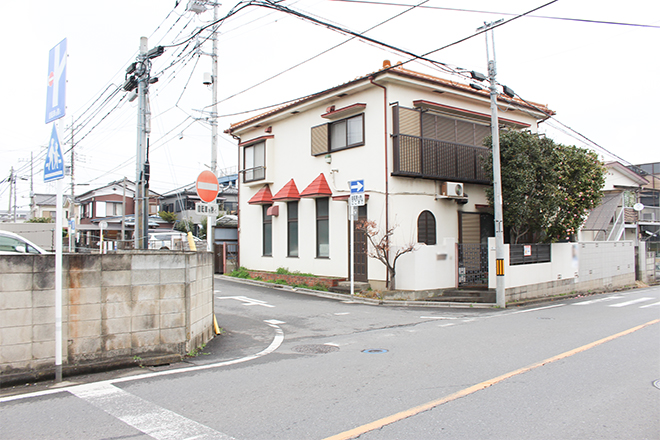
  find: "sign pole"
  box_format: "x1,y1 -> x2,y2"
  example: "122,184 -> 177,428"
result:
54,176 -> 63,382
350,207 -> 355,296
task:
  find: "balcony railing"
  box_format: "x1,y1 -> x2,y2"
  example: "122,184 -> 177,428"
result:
392,134 -> 491,184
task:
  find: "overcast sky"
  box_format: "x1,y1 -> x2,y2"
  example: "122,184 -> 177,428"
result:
1,0 -> 658,212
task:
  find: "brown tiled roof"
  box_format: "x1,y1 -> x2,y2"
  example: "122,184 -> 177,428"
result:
226,62 -> 553,134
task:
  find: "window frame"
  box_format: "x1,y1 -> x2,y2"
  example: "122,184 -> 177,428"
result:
329,113 -> 364,152
244,141 -> 266,183
262,204 -> 272,257
287,201 -> 299,257
316,197 -> 330,258
417,210 -> 437,245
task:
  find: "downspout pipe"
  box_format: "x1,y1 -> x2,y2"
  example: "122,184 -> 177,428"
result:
369,76 -> 390,288
230,132 -> 242,269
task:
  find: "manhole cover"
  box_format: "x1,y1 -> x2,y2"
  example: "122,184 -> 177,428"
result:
292,344 -> 339,354
362,349 -> 388,354
653,380 -> 660,390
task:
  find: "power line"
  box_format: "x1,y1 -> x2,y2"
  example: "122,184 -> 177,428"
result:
327,0 -> 660,29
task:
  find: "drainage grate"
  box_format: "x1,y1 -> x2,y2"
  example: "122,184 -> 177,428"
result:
292,344 -> 339,354
362,349 -> 388,354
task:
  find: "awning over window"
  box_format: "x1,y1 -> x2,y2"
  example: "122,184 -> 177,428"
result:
272,179 -> 300,202
300,173 -> 332,198
582,191 -> 622,231
247,185 -> 273,205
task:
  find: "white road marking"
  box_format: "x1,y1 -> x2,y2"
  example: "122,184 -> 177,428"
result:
69,382 -> 234,440
438,323 -> 455,328
1,324 -> 285,404
324,343 -> 340,347
573,296 -> 624,305
264,319 -> 285,325
217,295 -> 275,308
509,304 -> 565,314
608,297 -> 654,308
420,316 -> 459,320
640,301 -> 660,309
334,312 -> 351,316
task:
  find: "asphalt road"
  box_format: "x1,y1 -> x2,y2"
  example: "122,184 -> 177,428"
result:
1,277 -> 658,440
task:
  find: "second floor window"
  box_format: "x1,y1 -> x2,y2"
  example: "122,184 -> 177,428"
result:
311,113 -> 365,156
244,141 -> 265,182
330,114 -> 364,151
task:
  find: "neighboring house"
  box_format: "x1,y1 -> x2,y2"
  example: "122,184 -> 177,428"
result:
634,162 -> 660,252
30,193 -> 75,221
159,173 -> 238,225
581,161 -> 656,244
226,60 -> 552,291
77,179 -> 161,250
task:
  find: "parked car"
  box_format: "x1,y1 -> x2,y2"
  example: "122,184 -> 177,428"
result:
148,230 -> 204,251
0,230 -> 49,255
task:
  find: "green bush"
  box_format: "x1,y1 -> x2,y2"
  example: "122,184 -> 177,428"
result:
229,267 -> 251,279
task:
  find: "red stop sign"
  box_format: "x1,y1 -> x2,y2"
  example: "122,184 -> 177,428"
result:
196,170 -> 219,203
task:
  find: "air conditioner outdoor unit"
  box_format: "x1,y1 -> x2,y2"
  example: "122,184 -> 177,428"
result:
442,182 -> 464,198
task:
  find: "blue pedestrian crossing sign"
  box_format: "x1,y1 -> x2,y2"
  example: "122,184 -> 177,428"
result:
44,125 -> 65,182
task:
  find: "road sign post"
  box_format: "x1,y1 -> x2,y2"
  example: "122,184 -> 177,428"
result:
196,171 -> 220,252
44,123 -> 66,382
349,180 -> 365,295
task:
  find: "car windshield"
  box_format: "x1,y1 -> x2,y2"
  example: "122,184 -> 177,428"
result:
0,235 -> 42,254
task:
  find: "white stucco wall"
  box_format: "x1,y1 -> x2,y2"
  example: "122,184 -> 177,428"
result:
235,72 -> 545,289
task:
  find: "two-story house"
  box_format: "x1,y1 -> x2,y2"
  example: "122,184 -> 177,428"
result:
226,61 -> 552,291
77,179 -> 161,250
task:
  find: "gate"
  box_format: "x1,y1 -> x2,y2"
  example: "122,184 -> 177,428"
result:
457,243 -> 488,288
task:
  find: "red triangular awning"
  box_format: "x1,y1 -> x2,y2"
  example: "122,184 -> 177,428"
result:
300,173 -> 332,198
247,185 -> 273,205
272,179 -> 301,201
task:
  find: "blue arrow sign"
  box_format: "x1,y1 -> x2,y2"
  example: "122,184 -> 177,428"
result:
44,125 -> 65,182
350,180 -> 364,193
45,38 -> 67,124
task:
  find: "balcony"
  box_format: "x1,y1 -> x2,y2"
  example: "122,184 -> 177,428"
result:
392,134 -> 491,184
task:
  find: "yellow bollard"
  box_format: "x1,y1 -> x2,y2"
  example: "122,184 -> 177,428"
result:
213,314 -> 221,335
187,231 -> 197,251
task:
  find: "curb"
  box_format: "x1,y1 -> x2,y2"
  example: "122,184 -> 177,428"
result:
216,275 -> 496,309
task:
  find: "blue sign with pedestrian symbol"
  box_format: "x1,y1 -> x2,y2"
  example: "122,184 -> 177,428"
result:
44,125 -> 65,182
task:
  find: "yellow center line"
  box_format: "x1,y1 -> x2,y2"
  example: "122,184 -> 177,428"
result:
323,319 -> 660,440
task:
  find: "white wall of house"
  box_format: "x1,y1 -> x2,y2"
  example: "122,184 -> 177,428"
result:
235,68 -> 547,290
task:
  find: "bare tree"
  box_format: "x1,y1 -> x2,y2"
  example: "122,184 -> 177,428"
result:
357,219 -> 417,290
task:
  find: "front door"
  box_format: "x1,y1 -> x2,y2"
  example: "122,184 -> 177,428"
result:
349,205 -> 368,282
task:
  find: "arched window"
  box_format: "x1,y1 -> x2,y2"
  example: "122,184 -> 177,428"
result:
418,210 -> 436,245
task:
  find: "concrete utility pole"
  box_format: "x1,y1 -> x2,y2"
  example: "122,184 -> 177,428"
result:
127,37 -> 163,249
479,20 -> 507,308
135,37 -> 149,249
8,167 -> 13,218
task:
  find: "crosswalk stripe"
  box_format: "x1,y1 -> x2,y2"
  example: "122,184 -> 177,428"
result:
608,297 -> 654,308
70,382 -> 235,440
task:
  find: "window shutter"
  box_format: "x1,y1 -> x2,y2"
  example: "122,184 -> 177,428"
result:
399,107 -> 421,136
311,124 -> 328,156
436,116 -> 455,143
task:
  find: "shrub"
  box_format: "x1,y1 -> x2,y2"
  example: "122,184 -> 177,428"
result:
229,267 -> 251,279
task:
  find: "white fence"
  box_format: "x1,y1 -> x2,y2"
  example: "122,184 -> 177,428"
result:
488,239 -> 636,302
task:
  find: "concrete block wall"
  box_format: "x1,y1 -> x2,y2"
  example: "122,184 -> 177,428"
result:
1,251 -> 214,381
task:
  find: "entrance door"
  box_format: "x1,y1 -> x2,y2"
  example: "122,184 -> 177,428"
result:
457,212 -> 493,288
350,205 -> 368,282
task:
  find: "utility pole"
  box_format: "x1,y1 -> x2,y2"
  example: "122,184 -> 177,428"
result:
125,37 -> 163,249
478,20 -> 506,308
189,1 -> 221,252
211,3 -> 219,177
8,167 -> 13,218
30,152 -> 34,219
